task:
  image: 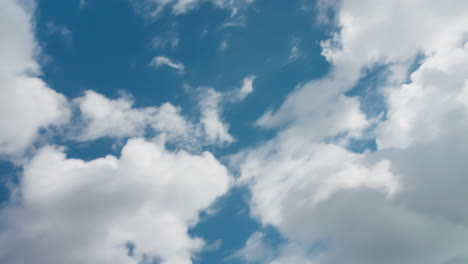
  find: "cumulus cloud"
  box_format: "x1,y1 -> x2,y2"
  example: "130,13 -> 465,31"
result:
70,74 -> 255,147
73,90 -> 193,142
0,0 -> 70,156
150,56 -> 185,73
0,138 -> 231,264
0,2 -> 236,264
236,0 -> 468,263
72,89 -> 242,147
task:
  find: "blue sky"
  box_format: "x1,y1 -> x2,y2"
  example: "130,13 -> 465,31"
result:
1,0 -> 468,264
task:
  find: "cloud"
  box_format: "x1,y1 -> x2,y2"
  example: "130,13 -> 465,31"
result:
236,0 -> 468,263
287,37 -> 301,63
0,2 -> 235,264
197,88 -> 235,145
190,75 -> 256,145
132,0 -> 255,17
150,56 -> 185,73
233,75 -> 255,101
72,89 -> 243,148
79,0 -> 86,8
233,232 -> 275,263
152,23 -> 179,50
0,138 -> 231,264
219,40 -> 228,51
376,45 -> 468,149
0,0 -> 70,156
46,21 -> 72,38
72,91 -> 158,141
235,233 -> 316,264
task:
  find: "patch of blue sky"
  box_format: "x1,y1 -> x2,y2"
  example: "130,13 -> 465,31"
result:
189,187 -> 262,263
0,161 -> 19,205
36,0 -> 331,155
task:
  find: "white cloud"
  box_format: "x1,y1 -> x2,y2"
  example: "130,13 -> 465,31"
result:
197,88 -> 234,145
236,0 -> 468,263
235,75 -> 255,100
72,89 -> 244,148
0,138 -> 231,264
233,232 -> 275,263
191,75 -> 256,145
0,0 -> 70,156
46,21 -> 72,38
133,0 -> 254,17
226,75 -> 255,102
377,45 -> 468,149
150,56 -> 185,73
235,232 -> 318,264
73,91 -> 159,141
219,40 -> 228,51
287,37 -> 301,63
152,23 -> 179,50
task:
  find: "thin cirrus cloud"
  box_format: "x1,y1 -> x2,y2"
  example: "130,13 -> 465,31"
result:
132,0 -> 255,17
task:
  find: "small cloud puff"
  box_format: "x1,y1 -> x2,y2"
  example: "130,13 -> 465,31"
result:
150,56 -> 185,73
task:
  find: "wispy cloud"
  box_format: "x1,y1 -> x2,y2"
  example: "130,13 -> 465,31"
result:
79,0 -> 86,8
287,36 -> 302,62
152,23 -> 179,50
232,75 -> 256,101
219,40 -> 228,52
150,56 -> 185,73
46,21 -> 72,39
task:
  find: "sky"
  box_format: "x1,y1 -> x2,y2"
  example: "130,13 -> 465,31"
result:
0,0 -> 468,264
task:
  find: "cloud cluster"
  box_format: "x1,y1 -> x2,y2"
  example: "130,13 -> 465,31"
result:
0,1 -> 246,263
236,0 -> 468,263
0,138 -> 230,264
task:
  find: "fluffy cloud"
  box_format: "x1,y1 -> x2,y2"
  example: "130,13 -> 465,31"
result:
377,45 -> 468,149
0,0 -> 70,156
73,90 -> 191,142
0,2 -> 236,264
0,138 -> 231,264
236,0 -> 468,263
72,88 -> 247,147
